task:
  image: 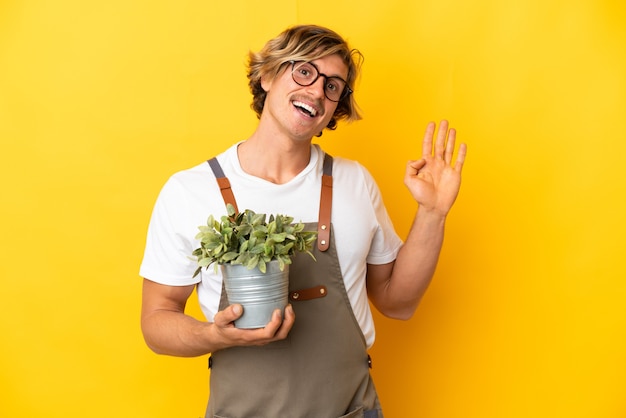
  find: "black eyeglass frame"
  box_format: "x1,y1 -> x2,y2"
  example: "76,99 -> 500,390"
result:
288,60 -> 353,102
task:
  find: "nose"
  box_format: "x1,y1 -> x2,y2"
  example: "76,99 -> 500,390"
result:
305,76 -> 326,99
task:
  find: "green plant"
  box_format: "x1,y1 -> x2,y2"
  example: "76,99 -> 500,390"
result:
192,204 -> 317,277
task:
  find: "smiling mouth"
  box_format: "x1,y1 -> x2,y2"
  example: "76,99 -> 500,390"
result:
292,100 -> 318,117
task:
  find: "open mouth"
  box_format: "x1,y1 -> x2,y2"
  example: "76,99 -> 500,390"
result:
292,100 -> 318,118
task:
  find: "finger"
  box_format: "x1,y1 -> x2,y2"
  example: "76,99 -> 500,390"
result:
406,159 -> 426,175
454,143 -> 468,172
422,121 -> 435,158
214,304 -> 243,327
260,308 -> 284,336
274,304 -> 295,340
434,120 -> 449,159
444,128 -> 456,164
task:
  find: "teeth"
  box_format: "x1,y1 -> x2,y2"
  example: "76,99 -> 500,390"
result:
293,101 -> 317,117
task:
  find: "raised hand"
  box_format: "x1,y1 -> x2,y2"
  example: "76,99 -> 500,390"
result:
404,120 -> 467,216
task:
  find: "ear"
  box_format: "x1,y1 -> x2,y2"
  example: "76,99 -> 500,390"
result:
260,73 -> 272,92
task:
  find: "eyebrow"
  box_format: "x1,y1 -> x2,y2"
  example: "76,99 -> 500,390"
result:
309,60 -> 348,81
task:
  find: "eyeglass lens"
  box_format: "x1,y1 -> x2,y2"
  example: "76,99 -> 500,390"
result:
291,62 -> 348,102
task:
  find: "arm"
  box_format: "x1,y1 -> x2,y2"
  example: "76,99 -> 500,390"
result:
140,278 -> 295,357
367,120 -> 467,320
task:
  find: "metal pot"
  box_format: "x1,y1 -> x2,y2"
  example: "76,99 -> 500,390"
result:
221,260 -> 289,329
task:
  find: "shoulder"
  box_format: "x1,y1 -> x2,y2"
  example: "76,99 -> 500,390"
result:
157,162 -> 213,201
336,158 -> 370,175
322,150 -> 372,181
161,143 -> 240,195
329,155 -> 380,198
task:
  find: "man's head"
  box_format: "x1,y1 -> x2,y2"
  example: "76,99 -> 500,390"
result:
247,25 -> 363,132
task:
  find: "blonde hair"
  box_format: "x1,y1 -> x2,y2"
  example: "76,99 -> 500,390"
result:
247,25 -> 363,131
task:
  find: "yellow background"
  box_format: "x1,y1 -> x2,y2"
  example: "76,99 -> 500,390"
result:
2,1 -> 625,417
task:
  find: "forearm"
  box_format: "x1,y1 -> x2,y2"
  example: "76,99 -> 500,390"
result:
370,119 -> 465,319
141,279 -> 295,356
397,207 -> 445,295
140,279 -> 228,357
141,309 -> 220,357
372,208 -> 446,319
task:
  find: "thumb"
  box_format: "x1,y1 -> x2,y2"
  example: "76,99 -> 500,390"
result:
214,304 -> 243,327
406,158 -> 426,174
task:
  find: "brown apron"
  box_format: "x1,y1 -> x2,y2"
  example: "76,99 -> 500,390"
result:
205,154 -> 382,418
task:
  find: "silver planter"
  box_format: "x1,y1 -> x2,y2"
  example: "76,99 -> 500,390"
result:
220,260 -> 289,329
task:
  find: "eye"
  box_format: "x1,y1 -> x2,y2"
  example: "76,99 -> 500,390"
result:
297,63 -> 315,78
326,78 -> 342,92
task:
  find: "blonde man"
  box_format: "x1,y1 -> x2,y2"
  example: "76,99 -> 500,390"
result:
140,24 -> 466,417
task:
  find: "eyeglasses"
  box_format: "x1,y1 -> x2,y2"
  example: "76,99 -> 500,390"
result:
289,60 -> 352,102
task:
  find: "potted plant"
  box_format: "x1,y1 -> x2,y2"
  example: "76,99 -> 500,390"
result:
191,204 -> 317,328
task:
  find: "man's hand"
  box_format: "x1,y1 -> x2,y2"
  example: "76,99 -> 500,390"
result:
404,120 -> 467,216
211,303 -> 296,350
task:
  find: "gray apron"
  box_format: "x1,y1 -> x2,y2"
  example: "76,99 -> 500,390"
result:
205,154 -> 382,418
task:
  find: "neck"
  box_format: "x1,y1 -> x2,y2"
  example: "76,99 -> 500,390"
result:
237,129 -> 313,184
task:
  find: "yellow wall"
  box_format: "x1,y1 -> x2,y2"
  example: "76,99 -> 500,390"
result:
2,1 -> 625,417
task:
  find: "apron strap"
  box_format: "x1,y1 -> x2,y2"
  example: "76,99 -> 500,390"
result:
207,157 -> 239,214
206,153 -> 333,252
317,153 -> 333,252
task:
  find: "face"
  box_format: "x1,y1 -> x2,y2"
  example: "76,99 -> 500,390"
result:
260,54 -> 349,141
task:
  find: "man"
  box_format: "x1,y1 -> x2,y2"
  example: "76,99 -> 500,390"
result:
140,24 -> 466,417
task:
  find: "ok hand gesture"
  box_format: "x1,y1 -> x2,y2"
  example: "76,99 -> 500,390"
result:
404,120 -> 467,216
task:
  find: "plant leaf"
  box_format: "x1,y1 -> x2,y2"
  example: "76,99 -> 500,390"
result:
198,258 -> 212,267
221,251 -> 239,262
250,243 -> 265,254
277,256 -> 285,271
270,232 -> 286,242
246,255 -> 259,270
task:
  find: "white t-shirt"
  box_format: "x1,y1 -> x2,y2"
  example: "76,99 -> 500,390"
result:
140,143 -> 403,348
